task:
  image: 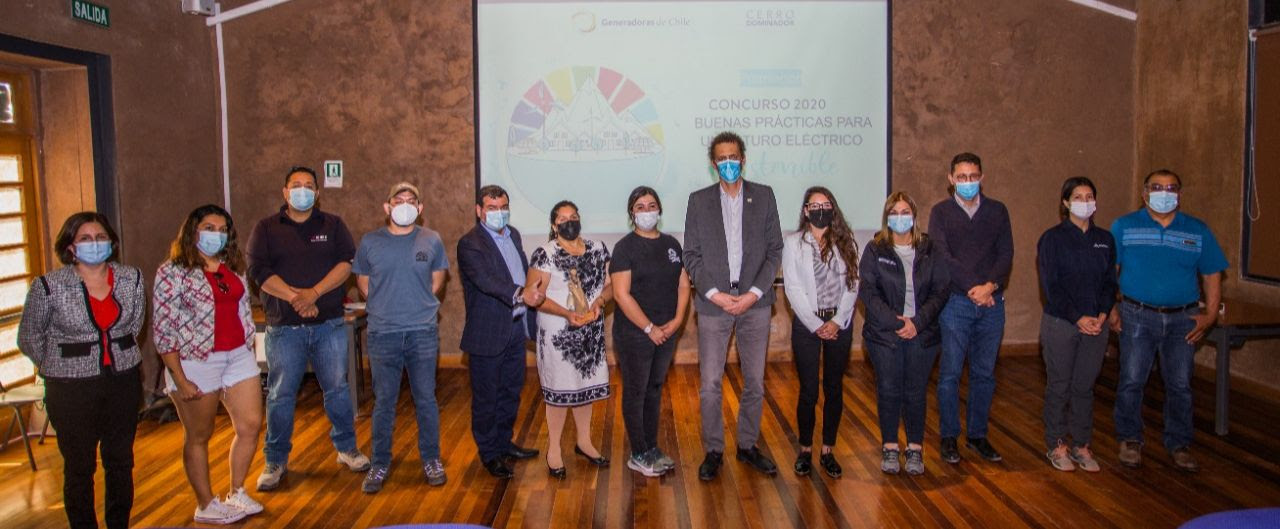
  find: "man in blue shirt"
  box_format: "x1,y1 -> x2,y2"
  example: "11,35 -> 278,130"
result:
1110,169 -> 1227,472
457,185 -> 541,479
353,182 -> 450,493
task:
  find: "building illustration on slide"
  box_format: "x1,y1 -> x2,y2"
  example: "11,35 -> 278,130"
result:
503,66 -> 668,215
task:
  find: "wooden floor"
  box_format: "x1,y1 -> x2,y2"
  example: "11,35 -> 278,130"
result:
2,354 -> 1279,529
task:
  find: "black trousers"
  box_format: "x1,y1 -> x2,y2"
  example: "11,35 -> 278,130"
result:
791,316 -> 853,447
44,367 -> 141,529
867,338 -> 938,445
468,318 -> 528,462
615,326 -> 676,456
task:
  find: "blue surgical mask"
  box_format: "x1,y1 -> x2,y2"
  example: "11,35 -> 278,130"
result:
484,209 -> 510,232
1147,191 -> 1178,214
716,160 -> 742,183
288,187 -> 316,211
955,181 -> 981,200
887,214 -> 914,234
197,230 -> 228,256
74,240 -> 113,265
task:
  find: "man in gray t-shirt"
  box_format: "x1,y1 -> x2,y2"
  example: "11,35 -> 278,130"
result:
352,182 -> 450,493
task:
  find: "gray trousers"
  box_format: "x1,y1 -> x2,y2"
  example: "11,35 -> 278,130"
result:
697,306 -> 772,453
1040,314 -> 1109,450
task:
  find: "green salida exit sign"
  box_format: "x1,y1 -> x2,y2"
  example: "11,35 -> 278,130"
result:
71,0 -> 110,28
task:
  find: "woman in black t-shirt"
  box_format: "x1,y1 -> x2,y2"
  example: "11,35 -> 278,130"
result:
610,186 -> 690,478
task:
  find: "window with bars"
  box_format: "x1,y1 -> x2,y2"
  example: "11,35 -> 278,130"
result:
0,70 -> 42,388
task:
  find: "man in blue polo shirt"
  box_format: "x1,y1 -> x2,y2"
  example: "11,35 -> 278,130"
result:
1110,169 -> 1226,473
248,166 -> 370,491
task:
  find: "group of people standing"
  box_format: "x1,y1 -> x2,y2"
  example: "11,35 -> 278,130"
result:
18,131 -> 1227,528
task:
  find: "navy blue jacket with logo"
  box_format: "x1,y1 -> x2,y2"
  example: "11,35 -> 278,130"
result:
857,236 -> 951,349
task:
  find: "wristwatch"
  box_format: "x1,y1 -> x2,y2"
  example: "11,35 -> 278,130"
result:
644,323 -> 654,334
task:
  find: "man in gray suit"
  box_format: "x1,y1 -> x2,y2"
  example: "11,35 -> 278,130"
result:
683,131 -> 784,480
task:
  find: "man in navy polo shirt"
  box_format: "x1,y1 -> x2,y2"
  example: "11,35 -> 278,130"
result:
1110,169 -> 1226,472
248,166 -> 370,491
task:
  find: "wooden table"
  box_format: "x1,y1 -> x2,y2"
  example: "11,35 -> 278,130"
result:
1204,297 -> 1280,435
252,307 -> 369,416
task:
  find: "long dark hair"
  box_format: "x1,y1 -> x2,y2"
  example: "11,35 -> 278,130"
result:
797,186 -> 858,288
548,200 -> 579,241
168,204 -> 246,273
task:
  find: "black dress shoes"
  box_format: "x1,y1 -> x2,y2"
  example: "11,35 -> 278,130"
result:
574,445 -> 610,467
548,464 -> 566,479
940,437 -> 961,464
794,452 -> 813,476
483,457 -> 514,479
819,453 -> 842,478
698,451 -> 723,481
965,437 -> 1003,462
736,446 -> 778,476
504,445 -> 539,461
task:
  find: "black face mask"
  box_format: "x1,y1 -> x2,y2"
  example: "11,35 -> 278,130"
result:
557,220 -> 582,241
807,208 -> 834,229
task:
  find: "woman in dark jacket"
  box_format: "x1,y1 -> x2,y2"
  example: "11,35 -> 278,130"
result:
858,191 -> 949,476
18,212 -> 145,529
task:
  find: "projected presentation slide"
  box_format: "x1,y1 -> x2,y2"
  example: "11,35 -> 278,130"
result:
476,0 -> 889,239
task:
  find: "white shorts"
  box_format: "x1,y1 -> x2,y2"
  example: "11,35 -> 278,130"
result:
165,344 -> 261,395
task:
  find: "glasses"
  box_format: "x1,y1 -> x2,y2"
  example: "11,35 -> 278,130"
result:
1147,183 -> 1180,193
212,271 -> 229,295
714,154 -> 742,163
804,202 -> 834,211
952,172 -> 983,183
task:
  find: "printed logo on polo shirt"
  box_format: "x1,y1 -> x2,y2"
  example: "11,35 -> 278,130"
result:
667,248 -> 681,264
310,234 -> 329,243
878,257 -> 897,266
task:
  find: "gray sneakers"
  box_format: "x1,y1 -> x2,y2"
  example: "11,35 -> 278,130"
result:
256,463 -> 287,491
904,449 -> 925,476
628,450 -> 664,477
424,459 -> 447,486
880,448 -> 901,474
1047,443 -> 1076,472
337,450 -> 372,472
362,466 -> 389,494
1069,445 -> 1101,473
650,448 -> 676,472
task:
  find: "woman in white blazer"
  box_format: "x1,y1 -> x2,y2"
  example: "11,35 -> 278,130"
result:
782,186 -> 859,479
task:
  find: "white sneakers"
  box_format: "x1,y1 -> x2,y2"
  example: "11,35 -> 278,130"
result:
337,450 -> 372,472
224,487 -> 264,515
193,498 -> 246,525
193,489 -> 263,524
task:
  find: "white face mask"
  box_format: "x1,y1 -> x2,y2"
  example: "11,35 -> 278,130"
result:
1068,200 -> 1096,219
390,203 -> 419,226
633,211 -> 660,231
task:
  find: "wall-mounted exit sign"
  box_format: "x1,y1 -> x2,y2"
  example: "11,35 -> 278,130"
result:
71,0 -> 110,28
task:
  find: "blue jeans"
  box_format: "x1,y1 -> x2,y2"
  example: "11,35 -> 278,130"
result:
368,327 -> 441,467
1113,302 -> 1197,452
937,293 -> 1005,439
263,317 -> 357,465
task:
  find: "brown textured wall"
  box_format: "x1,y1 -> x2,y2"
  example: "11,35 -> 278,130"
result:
217,0 -> 1137,361
0,1 -> 222,279
1134,0 -> 1280,390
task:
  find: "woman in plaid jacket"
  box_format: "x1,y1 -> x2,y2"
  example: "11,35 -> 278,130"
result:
152,204 -> 261,524
19,212 -> 145,529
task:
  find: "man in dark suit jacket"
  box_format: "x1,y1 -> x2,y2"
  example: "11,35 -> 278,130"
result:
457,185 -> 541,479
683,131 -> 784,481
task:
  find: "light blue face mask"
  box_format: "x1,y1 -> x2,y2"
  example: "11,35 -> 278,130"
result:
74,240 -> 113,265
955,181 -> 981,200
288,187 -> 316,211
887,214 -> 914,235
197,230 -> 228,256
1147,191 -> 1178,214
716,160 -> 742,183
484,209 -> 510,232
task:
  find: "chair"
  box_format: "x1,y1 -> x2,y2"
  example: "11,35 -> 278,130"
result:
0,380 -> 46,470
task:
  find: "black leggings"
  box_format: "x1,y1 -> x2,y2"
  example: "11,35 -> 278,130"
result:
44,368 -> 141,529
791,316 -> 853,448
615,327 -> 676,456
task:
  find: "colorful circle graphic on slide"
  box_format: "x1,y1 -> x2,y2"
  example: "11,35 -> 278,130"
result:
505,66 -> 666,215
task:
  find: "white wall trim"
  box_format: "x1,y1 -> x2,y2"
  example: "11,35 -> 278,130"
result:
1065,0 -> 1138,21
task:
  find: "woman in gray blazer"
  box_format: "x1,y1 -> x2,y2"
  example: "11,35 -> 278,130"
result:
19,212 -> 145,529
781,186 -> 859,479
